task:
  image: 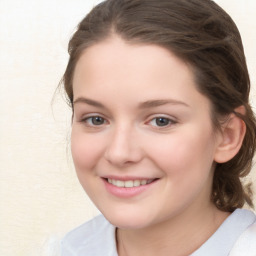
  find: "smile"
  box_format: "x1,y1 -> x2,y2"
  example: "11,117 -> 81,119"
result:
103,177 -> 159,198
107,178 -> 155,188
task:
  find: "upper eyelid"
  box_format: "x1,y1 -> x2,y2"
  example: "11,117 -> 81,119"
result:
74,112 -> 108,125
144,115 -> 178,128
78,112 -> 108,120
148,117 -> 176,124
76,112 -> 178,123
146,114 -> 177,122
73,102 -> 112,115
79,116 -> 109,128
81,115 -> 108,122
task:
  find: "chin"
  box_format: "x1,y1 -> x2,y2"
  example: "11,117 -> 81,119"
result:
101,208 -> 153,230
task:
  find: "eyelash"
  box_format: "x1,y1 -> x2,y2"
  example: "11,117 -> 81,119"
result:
80,115 -> 108,127
79,114 -> 177,129
147,117 -> 177,128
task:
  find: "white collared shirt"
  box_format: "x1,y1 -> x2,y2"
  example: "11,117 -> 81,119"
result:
61,209 -> 256,256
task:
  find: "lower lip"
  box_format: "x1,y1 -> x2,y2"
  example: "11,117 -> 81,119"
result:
102,179 -> 158,198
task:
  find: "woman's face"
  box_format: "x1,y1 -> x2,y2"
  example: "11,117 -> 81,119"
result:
71,36 -> 222,229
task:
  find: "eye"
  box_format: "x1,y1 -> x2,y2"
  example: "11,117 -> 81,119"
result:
82,116 -> 107,126
149,117 -> 176,127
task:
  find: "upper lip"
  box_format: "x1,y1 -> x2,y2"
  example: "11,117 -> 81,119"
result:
102,175 -> 159,181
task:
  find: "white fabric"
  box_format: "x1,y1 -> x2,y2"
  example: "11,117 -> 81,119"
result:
61,209 -> 256,256
61,214 -> 117,256
229,221 -> 256,256
191,209 -> 256,256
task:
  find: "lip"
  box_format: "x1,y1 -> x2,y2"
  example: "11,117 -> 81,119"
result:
103,175 -> 156,181
102,177 -> 159,198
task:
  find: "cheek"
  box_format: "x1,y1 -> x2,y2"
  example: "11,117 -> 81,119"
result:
146,128 -> 216,178
71,128 -> 103,170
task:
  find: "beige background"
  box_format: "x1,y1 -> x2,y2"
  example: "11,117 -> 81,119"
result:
0,1 -> 255,255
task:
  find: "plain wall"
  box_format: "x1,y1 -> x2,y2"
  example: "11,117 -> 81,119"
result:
0,0 -> 255,255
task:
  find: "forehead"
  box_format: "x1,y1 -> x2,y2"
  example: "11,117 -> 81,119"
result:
74,36 -> 193,88
72,36 -> 211,113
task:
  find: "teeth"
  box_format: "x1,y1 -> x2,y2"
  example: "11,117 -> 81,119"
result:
133,180 -> 140,187
124,180 -> 133,188
141,180 -> 147,185
107,178 -> 154,188
116,180 -> 124,187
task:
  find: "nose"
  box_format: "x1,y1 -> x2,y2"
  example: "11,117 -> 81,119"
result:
104,125 -> 143,167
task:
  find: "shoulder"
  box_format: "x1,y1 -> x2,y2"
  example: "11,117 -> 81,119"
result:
229,211 -> 256,256
191,209 -> 256,256
61,215 -> 117,256
62,214 -> 110,245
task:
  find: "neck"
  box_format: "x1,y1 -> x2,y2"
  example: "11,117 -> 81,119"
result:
117,204 -> 230,256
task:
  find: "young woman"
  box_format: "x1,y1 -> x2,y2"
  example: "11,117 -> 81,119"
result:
60,0 -> 256,255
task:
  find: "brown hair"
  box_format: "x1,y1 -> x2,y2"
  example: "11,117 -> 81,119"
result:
62,0 -> 256,212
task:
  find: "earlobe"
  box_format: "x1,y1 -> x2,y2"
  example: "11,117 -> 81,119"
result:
214,106 -> 246,163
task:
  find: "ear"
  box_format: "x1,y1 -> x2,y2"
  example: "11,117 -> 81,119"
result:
214,106 -> 246,163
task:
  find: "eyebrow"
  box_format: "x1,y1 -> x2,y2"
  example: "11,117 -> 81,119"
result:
73,97 -> 189,109
73,97 -> 105,108
138,99 -> 190,108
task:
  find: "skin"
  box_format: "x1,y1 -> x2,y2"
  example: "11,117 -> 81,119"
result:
71,36 -> 231,255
